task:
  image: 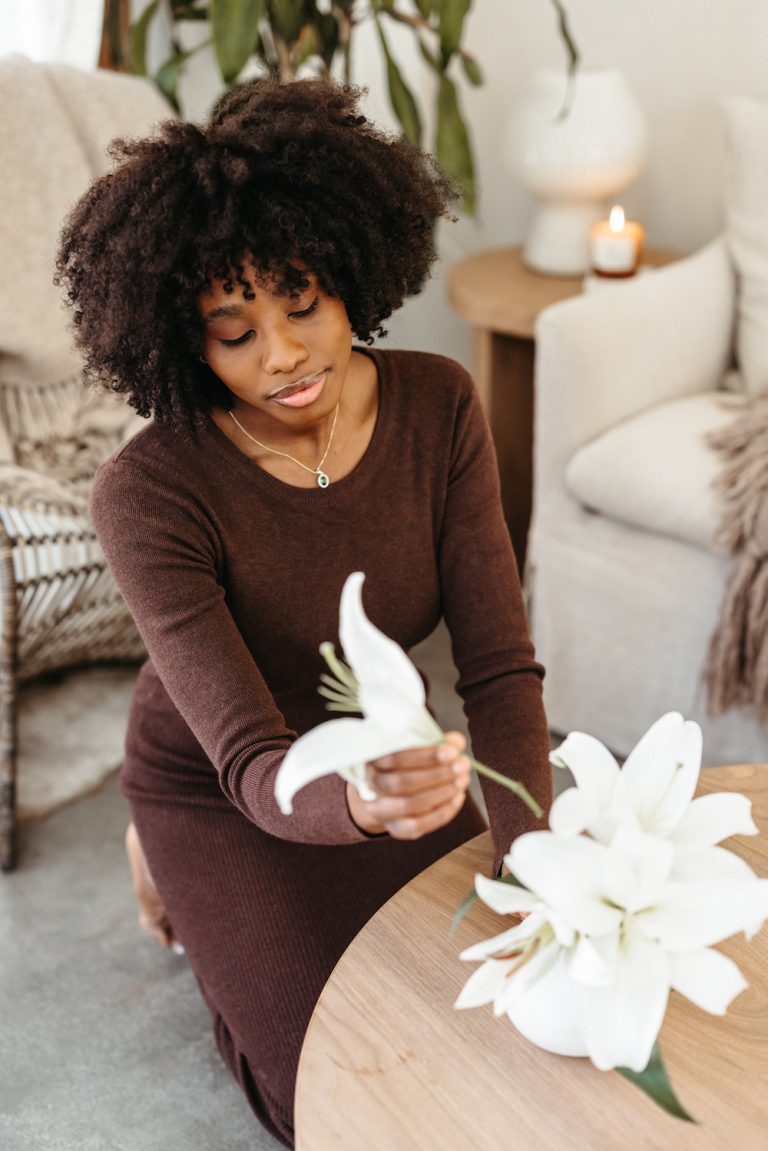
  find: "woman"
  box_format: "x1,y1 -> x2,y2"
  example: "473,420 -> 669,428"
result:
56,80 -> 551,1148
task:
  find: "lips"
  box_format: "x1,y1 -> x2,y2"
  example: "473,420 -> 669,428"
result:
269,370 -> 327,408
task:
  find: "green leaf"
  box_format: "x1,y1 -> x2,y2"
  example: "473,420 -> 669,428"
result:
460,52 -> 483,86
435,72 -> 475,213
155,49 -> 195,112
375,19 -> 422,146
549,0 -> 580,78
130,0 -> 160,76
617,1043 -> 696,1123
438,0 -> 472,66
451,885 -> 479,933
267,0 -> 306,44
292,20 -> 321,71
418,37 -> 439,72
211,0 -> 264,83
414,0 -> 433,17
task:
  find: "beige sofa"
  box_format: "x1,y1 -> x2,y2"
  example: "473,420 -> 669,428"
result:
528,97 -> 768,766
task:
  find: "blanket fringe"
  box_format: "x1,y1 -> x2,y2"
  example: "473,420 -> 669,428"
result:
704,393 -> 768,719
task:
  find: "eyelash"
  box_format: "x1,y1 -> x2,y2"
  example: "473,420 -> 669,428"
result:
219,296 -> 320,347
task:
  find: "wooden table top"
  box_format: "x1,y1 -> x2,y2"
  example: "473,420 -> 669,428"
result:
446,245 -> 680,339
295,765 -> 768,1150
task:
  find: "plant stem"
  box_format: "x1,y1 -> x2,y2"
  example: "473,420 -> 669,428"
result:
467,756 -> 544,819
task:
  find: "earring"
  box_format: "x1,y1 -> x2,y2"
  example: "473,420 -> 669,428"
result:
199,355 -> 207,364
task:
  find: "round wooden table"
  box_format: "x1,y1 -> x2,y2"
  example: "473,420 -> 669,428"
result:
446,245 -> 678,571
295,765 -> 768,1150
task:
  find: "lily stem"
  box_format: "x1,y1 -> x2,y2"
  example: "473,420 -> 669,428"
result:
466,756 -> 544,819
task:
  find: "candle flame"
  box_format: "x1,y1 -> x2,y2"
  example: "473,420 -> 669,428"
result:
609,205 -> 626,232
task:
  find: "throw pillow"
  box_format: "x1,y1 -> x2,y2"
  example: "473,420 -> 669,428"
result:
722,96 -> 768,395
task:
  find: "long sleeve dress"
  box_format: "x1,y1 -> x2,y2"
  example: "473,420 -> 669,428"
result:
90,347 -> 552,1149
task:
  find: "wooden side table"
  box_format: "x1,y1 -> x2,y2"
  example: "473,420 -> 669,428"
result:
446,246 -> 678,571
295,764 -> 768,1150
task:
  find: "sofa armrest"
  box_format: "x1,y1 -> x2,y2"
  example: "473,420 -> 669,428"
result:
532,237 -> 736,521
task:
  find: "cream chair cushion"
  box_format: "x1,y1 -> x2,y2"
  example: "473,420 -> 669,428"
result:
565,392 -> 746,551
723,95 -> 768,395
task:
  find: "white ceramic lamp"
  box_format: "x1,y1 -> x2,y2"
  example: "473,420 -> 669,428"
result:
505,68 -> 648,276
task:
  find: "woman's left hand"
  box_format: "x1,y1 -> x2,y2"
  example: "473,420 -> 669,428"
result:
346,730 -> 471,839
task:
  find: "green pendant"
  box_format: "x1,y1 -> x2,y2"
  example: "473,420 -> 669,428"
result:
317,471 -> 330,489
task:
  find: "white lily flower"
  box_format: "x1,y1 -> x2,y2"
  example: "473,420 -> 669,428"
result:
274,572 -> 442,814
457,823 -> 768,1073
549,711 -> 758,850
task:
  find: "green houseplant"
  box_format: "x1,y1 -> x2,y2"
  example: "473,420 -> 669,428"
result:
126,0 -> 482,211
105,1 -> 580,213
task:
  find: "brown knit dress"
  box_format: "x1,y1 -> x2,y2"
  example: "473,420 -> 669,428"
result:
90,348 -> 552,1148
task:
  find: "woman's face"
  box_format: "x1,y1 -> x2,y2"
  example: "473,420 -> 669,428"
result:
196,265 -> 353,434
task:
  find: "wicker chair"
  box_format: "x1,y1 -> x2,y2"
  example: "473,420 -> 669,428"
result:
0,465 -> 144,869
0,56 -> 169,869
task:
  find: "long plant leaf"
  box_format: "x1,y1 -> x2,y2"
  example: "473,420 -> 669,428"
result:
211,0 -> 264,83
460,52 -> 483,86
548,0 -> 579,77
617,1043 -> 696,1123
438,0 -> 472,66
375,18 -> 422,145
435,72 -> 475,213
268,0 -> 306,43
155,48 -> 197,112
129,0 -> 160,75
292,20 -> 321,71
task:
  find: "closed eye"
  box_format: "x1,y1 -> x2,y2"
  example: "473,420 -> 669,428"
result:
220,331 -> 253,347
290,296 -> 320,319
218,298 -> 319,347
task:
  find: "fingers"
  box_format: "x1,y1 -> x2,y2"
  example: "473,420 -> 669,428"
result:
362,736 -> 471,841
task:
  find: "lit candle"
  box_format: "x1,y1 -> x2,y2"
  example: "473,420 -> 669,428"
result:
589,206 -> 644,277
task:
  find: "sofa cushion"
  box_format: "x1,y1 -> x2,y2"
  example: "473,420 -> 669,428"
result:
565,392 -> 747,551
723,96 -> 768,395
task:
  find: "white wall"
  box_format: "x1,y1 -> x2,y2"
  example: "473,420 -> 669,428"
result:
137,0 -> 768,370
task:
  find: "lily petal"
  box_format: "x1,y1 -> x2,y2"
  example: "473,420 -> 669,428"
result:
459,917 -> 542,962
606,824 -> 675,913
339,572 -> 428,714
548,787 -> 593,838
670,793 -> 758,846
641,877 -> 768,949
669,947 -> 749,1014
494,939 -> 561,1016
619,712 -> 702,836
549,731 -> 620,807
669,844 -> 758,882
275,717 -> 397,813
455,959 -> 511,1010
474,873 -> 540,916
576,934 -> 670,1072
509,832 -> 625,936
567,935 -> 614,987
507,950 -> 589,1057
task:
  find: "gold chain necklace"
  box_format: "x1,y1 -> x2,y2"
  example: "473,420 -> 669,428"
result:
228,402 -> 340,489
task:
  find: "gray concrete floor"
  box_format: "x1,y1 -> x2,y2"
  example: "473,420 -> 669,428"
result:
0,624 -> 556,1151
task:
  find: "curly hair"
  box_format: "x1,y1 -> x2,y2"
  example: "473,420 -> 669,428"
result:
55,79 -> 457,432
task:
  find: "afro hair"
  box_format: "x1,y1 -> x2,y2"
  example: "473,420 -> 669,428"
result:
55,79 -> 457,432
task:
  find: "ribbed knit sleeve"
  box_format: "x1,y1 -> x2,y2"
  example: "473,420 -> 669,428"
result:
90,452 -> 368,846
438,377 -> 552,874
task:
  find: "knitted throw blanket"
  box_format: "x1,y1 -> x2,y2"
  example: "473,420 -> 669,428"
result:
704,392 -> 768,720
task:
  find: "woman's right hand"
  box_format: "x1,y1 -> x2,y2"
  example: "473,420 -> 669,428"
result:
346,731 -> 471,839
